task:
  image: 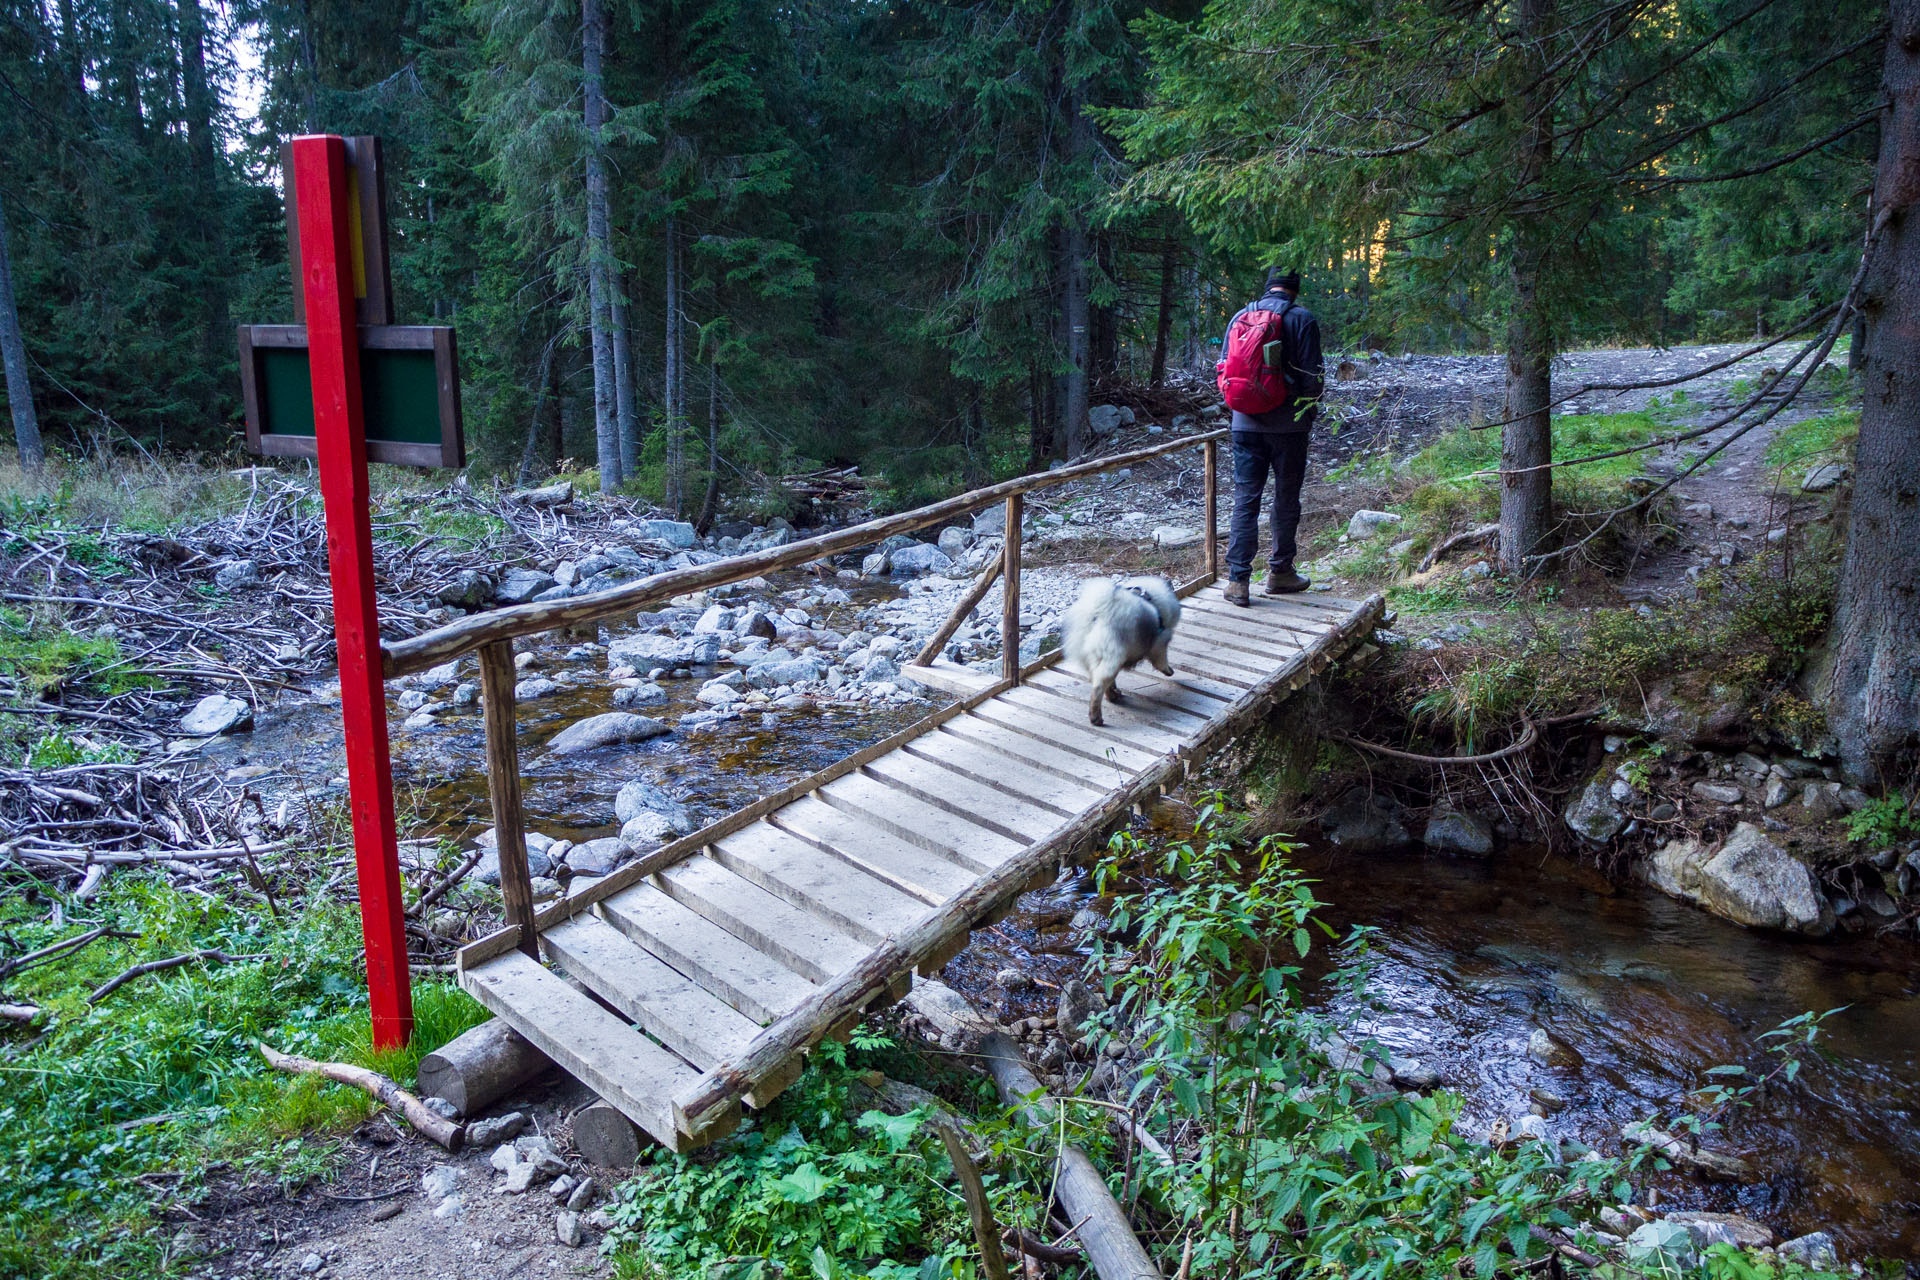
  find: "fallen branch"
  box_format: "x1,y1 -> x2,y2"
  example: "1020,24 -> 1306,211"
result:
1002,1226 -> 1084,1266
1416,523 -> 1498,573
408,844 -> 486,917
0,1003 -> 42,1024
1334,718 -> 1539,766
257,1042 -> 464,1151
935,1119 -> 1011,1280
88,949 -> 264,1003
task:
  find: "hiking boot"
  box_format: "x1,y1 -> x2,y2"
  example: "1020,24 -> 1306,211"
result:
1265,564 -> 1310,594
1223,579 -> 1251,607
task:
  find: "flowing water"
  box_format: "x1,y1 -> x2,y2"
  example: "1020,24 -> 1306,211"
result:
209,597 -> 1919,1260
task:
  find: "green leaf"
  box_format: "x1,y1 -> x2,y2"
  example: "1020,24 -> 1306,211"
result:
772,1163 -> 833,1204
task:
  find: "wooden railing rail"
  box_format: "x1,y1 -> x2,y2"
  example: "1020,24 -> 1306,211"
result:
380,428 -> 1228,679
420,427 -> 1228,994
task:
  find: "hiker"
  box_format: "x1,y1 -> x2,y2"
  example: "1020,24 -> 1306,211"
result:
1215,267 -> 1324,606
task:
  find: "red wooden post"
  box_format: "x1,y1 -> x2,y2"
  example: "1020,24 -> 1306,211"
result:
291,135 -> 413,1048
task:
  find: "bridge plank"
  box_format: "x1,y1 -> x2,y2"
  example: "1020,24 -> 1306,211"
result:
818,772 -> 1026,871
1176,617 -> 1306,662
935,718 -> 1135,791
1007,681 -> 1201,741
893,732 -> 1109,812
710,822 -> 936,944
1166,657 -> 1259,690
541,914 -> 763,1067
654,855 -> 867,982
1178,606 -> 1319,646
1030,667 -> 1225,722
1169,641 -> 1276,682
862,753 -> 1069,842
771,795 -> 977,904
902,728 -> 1115,812
598,883 -> 819,1024
1187,595 -> 1354,634
968,699 -> 1165,771
461,949 -> 715,1152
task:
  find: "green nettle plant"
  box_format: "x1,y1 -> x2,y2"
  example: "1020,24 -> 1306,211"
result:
1094,802 -> 1635,1279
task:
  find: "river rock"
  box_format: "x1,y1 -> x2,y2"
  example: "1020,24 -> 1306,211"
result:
1777,1232 -> 1838,1268
181,693 -> 253,736
1056,978 -> 1095,1042
515,678 -> 560,701
1527,1028 -> 1582,1069
548,712 -> 670,754
1423,809 -> 1493,856
1346,509 -> 1403,540
1691,781 -> 1744,805
1321,790 -> 1411,854
888,543 -> 953,576
1800,781 -> 1846,821
1763,774 -> 1794,808
936,527 -> 974,558
495,568 -> 556,604
1663,1212 -> 1772,1249
1648,823 -> 1833,935
615,779 -> 694,833
861,655 -> 902,685
748,658 -> 823,689
565,838 -> 624,877
1088,404 -> 1135,436
438,569 -> 496,609
1563,772 -> 1627,843
214,558 -> 261,591
475,843 -> 554,885
620,811 -> 677,851
612,682 -> 668,709
692,604 -> 733,634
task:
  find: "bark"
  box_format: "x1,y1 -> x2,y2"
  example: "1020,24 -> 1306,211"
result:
695,359 -> 721,534
259,1042 -> 464,1151
517,333 -> 562,486
0,198 -> 44,476
612,268 -> 639,479
416,1018 -> 552,1115
1822,1 -> 1920,781
1151,233 -> 1177,387
1498,0 -> 1557,576
1060,116 -> 1091,460
582,0 -> 620,492
664,214 -> 687,514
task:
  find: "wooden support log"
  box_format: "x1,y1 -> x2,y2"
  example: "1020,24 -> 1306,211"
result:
477,640 -> 538,960
1002,493 -> 1023,684
383,429 -> 1228,678
572,1098 -> 644,1169
258,1042 -> 464,1151
907,980 -> 1164,1280
415,1018 -> 554,1116
936,1119 -> 1012,1280
915,557 -> 1004,667
1203,437 -> 1220,581
665,594 -> 1386,1137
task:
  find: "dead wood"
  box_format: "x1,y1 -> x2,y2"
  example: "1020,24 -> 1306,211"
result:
257,1041 -> 464,1151
88,949 -> 263,1003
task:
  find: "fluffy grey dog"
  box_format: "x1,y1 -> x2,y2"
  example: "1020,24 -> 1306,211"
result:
1060,576 -> 1182,725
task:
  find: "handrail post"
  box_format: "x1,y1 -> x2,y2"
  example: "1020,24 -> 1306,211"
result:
477,640 -> 538,960
1001,493 -> 1022,684
1203,437 -> 1220,582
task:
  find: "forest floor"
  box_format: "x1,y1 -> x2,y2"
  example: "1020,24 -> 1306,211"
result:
0,339 -> 1884,1279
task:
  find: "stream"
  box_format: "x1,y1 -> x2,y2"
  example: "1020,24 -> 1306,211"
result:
203,578 -> 1918,1262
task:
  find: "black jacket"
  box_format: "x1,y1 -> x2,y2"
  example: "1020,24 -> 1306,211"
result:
1221,292 -> 1324,433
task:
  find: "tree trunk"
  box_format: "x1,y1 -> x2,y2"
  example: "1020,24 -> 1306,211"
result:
1497,0 -> 1556,576
1822,1 -> 1920,781
1060,110 -> 1091,460
582,0 -> 620,493
1150,233 -> 1177,387
0,198 -> 45,476
518,333 -> 562,485
695,359 -> 721,534
663,214 -> 686,513
178,0 -> 227,362
612,268 -> 639,479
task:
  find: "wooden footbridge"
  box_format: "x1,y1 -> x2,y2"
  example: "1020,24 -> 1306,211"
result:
381,430 -> 1383,1152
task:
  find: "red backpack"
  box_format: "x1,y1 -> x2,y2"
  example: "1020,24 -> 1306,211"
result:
1215,300 -> 1293,414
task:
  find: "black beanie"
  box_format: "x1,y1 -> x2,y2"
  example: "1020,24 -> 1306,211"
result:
1266,267 -> 1302,293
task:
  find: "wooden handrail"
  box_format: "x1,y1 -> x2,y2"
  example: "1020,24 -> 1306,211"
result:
380,428 -> 1228,678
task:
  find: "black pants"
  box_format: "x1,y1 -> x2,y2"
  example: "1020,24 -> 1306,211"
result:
1226,431 -> 1309,582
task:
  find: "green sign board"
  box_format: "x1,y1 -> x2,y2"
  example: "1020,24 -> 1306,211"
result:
239,324 -> 464,468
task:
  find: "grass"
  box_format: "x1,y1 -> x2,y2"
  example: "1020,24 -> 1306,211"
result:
0,871 -> 489,1279
1763,408 -> 1858,477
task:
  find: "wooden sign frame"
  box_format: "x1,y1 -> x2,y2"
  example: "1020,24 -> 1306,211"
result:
283,135 -> 393,327
238,323 -> 465,468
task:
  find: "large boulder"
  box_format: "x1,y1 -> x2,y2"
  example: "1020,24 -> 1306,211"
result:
1087,404 -> 1136,437
887,543 -> 954,576
1423,809 -> 1493,857
1321,790 -> 1411,854
1563,774 -> 1628,843
606,631 -> 718,670
1648,823 -> 1833,935
494,568 -> 557,605
1346,509 -> 1404,540
437,570 -> 496,609
547,712 -> 670,755
747,657 -> 823,689
637,519 -> 698,548
614,780 -> 694,834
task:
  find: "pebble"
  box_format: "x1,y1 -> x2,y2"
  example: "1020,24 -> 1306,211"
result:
466,1111 -> 527,1147
300,1253 -> 325,1274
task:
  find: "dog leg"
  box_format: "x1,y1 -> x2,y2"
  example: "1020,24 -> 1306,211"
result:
1149,634 -> 1175,676
1106,682 -> 1126,703
1088,678 -> 1109,725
